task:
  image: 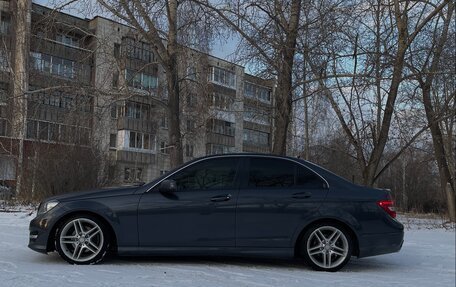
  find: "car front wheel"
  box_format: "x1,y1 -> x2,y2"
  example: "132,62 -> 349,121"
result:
55,215 -> 109,265
301,223 -> 352,272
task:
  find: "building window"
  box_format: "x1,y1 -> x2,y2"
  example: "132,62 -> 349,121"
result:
38,121 -> 49,140
128,131 -> 155,150
208,66 -> 236,88
208,119 -> 235,137
124,167 -> 131,181
243,106 -> 270,125
0,118 -> 7,136
109,134 -> 117,148
123,37 -> 154,62
49,123 -> 59,141
129,131 -> 142,149
160,170 -> 169,175
30,88 -> 93,112
0,49 -> 9,72
143,133 -> 152,149
26,120 -> 38,139
56,33 -> 80,48
186,94 -> 196,107
112,72 -> 119,87
125,69 -> 158,91
244,82 -> 271,102
30,52 -> 91,81
26,120 -> 89,144
0,14 -> 11,35
185,144 -> 194,157
160,116 -> 168,129
111,104 -> 118,118
244,82 -> 256,98
114,43 -> 121,59
160,141 -> 170,154
206,144 -> 235,155
0,155 -> 15,180
258,87 -> 271,102
187,66 -> 196,80
243,129 -> 270,146
136,168 -> 143,181
210,93 -> 234,110
124,101 -> 150,120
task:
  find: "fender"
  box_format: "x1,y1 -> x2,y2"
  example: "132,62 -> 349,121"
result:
291,204 -> 362,248
51,195 -> 140,248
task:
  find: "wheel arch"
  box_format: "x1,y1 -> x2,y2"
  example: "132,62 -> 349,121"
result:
47,210 -> 118,253
293,218 -> 360,258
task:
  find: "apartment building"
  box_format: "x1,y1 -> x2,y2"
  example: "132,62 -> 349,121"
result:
0,1 -> 275,187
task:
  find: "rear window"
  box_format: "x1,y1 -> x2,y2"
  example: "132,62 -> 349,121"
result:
296,165 -> 326,189
248,158 -> 294,187
248,157 -> 325,189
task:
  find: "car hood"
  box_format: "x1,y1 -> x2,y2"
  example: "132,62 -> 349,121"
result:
45,186 -> 140,202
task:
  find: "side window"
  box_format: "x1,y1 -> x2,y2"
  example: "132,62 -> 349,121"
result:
248,158 -> 294,187
169,158 -> 239,191
296,165 -> 326,189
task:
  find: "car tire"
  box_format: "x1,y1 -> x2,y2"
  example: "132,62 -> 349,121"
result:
301,223 -> 352,272
55,215 -> 110,265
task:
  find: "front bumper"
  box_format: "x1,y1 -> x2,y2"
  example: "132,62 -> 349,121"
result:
28,214 -> 56,254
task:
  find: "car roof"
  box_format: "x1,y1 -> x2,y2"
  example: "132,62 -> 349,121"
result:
199,153 -> 301,161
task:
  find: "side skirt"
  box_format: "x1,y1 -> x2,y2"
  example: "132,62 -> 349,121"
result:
117,246 -> 295,259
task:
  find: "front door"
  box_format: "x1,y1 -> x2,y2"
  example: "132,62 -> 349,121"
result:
138,157 -> 241,247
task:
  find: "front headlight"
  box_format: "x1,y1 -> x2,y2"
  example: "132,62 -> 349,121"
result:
38,200 -> 59,215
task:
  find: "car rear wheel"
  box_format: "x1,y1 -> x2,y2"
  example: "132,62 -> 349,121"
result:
301,223 -> 352,272
55,215 -> 109,265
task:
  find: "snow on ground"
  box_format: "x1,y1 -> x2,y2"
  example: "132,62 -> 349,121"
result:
0,211 -> 454,287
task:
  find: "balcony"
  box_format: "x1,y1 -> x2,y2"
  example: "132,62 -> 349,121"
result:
30,35 -> 93,65
116,150 -> 155,164
206,132 -> 235,147
117,116 -> 157,134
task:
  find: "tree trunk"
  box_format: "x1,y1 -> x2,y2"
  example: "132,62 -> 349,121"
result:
166,0 -> 183,168
11,0 -> 31,196
445,183 -> 455,222
271,0 -> 301,155
419,2 -> 454,221
272,63 -> 293,155
422,84 -> 455,221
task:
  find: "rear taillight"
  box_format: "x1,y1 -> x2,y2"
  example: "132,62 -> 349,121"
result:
377,200 -> 396,218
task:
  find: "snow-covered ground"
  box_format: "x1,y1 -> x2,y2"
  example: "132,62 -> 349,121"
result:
0,211 -> 454,287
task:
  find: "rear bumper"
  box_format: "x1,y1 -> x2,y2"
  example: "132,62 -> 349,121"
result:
358,230 -> 404,258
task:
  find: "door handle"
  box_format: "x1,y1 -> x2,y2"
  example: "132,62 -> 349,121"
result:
292,191 -> 312,199
210,194 -> 232,202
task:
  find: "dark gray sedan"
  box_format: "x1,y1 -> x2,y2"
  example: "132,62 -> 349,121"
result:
29,154 -> 403,271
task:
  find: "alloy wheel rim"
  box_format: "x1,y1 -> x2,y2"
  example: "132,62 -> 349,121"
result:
306,226 -> 348,269
59,218 -> 104,262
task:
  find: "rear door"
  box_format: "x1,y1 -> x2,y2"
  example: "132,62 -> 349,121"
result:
236,157 -> 329,247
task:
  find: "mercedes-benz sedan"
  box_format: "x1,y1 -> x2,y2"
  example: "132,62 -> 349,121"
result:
29,154 -> 403,271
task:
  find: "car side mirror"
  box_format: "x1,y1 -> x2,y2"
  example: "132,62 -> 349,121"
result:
158,179 -> 177,193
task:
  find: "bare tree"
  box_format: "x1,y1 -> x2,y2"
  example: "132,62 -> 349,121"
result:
194,0 -> 303,155
407,1 -> 455,220
96,0 -> 213,168
300,0 -> 449,186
